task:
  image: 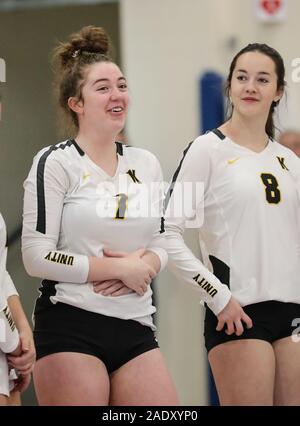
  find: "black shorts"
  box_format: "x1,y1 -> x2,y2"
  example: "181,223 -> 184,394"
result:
204,300 -> 300,353
33,302 -> 159,374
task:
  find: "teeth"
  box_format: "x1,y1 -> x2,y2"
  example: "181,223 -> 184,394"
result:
111,107 -> 122,112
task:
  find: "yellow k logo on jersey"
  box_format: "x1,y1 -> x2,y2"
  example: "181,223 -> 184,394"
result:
277,157 -> 289,171
126,169 -> 141,183
227,158 -> 239,165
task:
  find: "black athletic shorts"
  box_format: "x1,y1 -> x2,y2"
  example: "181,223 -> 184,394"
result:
33,302 -> 159,374
204,300 -> 300,353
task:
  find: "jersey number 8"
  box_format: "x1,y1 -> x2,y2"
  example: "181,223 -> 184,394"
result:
260,173 -> 281,204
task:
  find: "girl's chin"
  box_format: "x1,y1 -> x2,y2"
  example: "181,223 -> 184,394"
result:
236,108 -> 263,118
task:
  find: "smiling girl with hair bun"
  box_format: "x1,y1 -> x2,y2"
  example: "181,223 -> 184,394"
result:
22,25 -> 178,406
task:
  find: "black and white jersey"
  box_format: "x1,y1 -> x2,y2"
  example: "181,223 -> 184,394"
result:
0,350 -> 17,397
0,352 -> 10,396
0,213 -> 19,360
165,130 -> 300,315
0,214 -> 18,303
22,140 -> 166,330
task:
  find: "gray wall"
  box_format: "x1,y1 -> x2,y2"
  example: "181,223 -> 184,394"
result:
0,2 -> 119,405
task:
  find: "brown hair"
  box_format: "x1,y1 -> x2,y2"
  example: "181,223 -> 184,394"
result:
52,25 -> 113,135
225,43 -> 286,139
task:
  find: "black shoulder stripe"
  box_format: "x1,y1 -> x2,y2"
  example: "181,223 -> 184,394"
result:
159,217 -> 165,234
116,141 -> 124,156
71,139 -> 85,156
164,141 -> 194,211
212,128 -> 226,140
36,140 -> 74,234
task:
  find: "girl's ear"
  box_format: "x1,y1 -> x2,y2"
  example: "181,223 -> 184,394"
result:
68,97 -> 83,114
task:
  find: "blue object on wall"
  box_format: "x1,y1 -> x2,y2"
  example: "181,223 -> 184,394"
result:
199,70 -> 224,406
200,71 -> 224,134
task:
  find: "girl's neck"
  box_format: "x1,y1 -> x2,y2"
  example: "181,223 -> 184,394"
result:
75,128 -> 120,176
220,114 -> 270,153
76,124 -> 119,154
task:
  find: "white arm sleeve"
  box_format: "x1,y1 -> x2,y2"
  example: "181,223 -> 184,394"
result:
0,217 -> 18,299
0,215 -> 19,353
22,150 -> 89,283
145,155 -> 168,272
3,272 -> 18,299
1,247 -> 18,300
164,138 -> 231,316
0,304 -> 19,353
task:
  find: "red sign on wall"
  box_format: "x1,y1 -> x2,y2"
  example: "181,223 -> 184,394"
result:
262,0 -> 281,15
256,0 -> 286,22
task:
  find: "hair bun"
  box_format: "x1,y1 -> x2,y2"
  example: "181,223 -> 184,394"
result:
57,25 -> 111,67
70,25 -> 110,55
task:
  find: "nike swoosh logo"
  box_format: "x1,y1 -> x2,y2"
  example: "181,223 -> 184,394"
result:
227,158 -> 239,165
83,172 -> 91,180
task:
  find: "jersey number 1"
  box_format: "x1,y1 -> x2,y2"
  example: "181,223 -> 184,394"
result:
115,193 -> 128,219
260,173 -> 281,204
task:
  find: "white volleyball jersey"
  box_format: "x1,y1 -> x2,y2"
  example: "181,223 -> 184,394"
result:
0,214 -> 19,355
0,214 -> 18,303
0,351 -> 10,396
165,130 -> 300,315
0,351 -> 17,397
22,140 -> 167,330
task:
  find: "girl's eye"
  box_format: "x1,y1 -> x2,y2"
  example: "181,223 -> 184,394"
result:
119,83 -> 128,90
258,78 -> 269,84
237,75 -> 247,81
97,86 -> 109,92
